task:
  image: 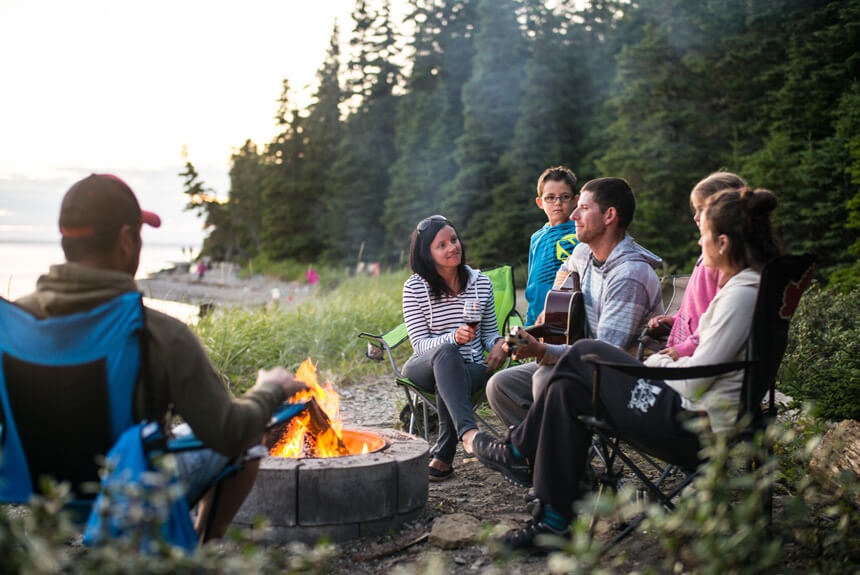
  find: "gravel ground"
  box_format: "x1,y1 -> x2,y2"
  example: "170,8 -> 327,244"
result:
328,376 -> 658,574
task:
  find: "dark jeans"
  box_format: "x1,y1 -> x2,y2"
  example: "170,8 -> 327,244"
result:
510,339 -> 703,518
403,343 -> 488,464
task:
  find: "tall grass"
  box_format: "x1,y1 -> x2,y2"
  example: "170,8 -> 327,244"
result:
193,269 -> 412,394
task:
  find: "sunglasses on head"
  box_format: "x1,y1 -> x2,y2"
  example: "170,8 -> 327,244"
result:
416,215 -> 449,233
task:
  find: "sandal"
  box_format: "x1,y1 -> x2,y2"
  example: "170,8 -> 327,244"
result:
428,465 -> 454,482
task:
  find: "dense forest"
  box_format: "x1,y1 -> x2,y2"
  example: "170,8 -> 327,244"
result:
181,0 -> 860,287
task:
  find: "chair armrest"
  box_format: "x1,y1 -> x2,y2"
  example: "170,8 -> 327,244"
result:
267,402 -> 308,429
580,353 -> 753,423
162,402 -> 308,454
581,354 -> 752,380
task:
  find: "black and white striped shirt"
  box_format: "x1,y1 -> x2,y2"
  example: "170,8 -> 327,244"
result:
402,267 -> 500,363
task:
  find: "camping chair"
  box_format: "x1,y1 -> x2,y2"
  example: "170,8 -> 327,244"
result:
358,264 -> 523,441
0,293 -> 304,550
636,274 -> 691,360
578,254 -> 815,549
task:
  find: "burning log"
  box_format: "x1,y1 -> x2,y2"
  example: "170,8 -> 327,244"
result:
302,397 -> 350,457
269,358 -> 362,458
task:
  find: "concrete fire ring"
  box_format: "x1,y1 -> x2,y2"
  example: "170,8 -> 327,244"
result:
232,427 -> 429,544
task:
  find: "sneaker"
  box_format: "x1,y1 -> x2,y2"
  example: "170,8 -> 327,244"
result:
472,431 -> 532,488
499,518 -> 570,553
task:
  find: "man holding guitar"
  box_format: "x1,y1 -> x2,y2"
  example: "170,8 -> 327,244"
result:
486,177 -> 663,428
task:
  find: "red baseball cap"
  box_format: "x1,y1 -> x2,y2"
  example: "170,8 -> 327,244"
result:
59,173 -> 161,238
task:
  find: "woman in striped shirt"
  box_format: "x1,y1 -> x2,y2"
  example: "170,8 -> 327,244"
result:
402,215 -> 506,481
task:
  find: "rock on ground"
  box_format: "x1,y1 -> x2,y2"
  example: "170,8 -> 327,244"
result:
429,513 -> 481,549
809,419 -> 860,507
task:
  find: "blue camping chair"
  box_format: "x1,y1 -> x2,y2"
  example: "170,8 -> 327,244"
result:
0,293 -> 304,551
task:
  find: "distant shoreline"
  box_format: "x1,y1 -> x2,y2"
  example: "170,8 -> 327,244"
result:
138,262 -> 312,308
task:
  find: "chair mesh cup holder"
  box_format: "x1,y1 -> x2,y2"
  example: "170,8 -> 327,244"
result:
365,342 -> 384,361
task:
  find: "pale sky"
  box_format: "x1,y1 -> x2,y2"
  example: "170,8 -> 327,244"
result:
0,0 -> 361,245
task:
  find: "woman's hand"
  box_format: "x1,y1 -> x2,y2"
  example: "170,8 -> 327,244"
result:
648,315 -> 674,329
454,324 -> 477,345
657,347 -> 680,361
503,328 -> 546,361
485,338 -> 507,373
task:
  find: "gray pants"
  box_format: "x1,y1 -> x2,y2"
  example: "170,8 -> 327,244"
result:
403,343 -> 488,464
486,361 -> 555,428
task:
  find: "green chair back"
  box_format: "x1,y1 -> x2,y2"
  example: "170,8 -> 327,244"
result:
482,265 -> 518,335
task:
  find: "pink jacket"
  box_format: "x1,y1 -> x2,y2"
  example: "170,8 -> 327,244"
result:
666,257 -> 721,357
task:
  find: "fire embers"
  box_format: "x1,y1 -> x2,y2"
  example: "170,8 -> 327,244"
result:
269,358 -> 367,458
271,398 -> 350,458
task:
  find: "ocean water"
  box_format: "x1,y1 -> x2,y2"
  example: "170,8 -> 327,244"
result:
1,241 -> 199,323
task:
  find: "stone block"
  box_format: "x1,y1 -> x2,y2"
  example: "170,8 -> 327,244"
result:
234,459 -> 298,526
297,452 -> 397,525
358,506 -> 425,538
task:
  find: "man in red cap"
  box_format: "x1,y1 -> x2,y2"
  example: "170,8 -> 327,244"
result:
16,173 -> 308,538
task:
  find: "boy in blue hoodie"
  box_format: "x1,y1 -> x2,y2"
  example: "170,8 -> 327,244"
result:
524,167 -> 579,325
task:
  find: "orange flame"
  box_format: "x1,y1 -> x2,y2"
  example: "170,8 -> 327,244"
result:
270,358 -> 348,458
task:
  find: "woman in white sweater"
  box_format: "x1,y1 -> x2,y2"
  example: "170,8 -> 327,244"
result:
402,215 -> 506,481
472,188 -> 782,551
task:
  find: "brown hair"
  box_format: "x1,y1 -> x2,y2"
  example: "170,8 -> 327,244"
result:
704,187 -> 781,271
537,166 -> 577,197
691,171 -> 747,206
409,216 -> 469,299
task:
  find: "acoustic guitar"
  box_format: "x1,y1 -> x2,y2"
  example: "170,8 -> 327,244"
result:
507,272 -> 586,351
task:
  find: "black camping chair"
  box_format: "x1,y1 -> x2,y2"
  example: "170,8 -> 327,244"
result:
579,254 -> 816,548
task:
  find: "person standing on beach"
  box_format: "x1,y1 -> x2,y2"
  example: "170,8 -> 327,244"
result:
15,173 -> 308,539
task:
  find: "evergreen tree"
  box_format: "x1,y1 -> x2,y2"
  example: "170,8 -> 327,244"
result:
326,0 -> 402,262
179,158 -> 235,260
301,24 -> 344,260
596,1 -> 721,268
385,0 -> 476,254
441,0 -> 527,238
470,1 -> 589,265
744,0 -> 860,273
261,80 -> 308,260
227,139 -> 266,257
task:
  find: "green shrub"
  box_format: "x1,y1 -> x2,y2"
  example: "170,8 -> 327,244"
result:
0,473 -> 336,574
640,416 -> 860,574
777,281 -> 860,421
193,270 -> 411,392
544,415 -> 860,573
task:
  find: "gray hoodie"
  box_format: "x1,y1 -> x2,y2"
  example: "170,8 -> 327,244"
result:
559,234 -> 663,350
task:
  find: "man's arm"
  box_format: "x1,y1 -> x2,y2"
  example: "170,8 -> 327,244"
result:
144,311 -> 295,457
595,277 -> 657,351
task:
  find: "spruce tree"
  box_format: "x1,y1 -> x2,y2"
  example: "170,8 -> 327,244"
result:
744,0 -> 860,273
470,1 -> 589,265
261,80 -> 309,260
385,0 -> 477,255
326,0 -> 402,263
301,24 -> 344,260
441,0 -> 527,238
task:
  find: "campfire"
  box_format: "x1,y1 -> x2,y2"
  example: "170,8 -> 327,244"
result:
269,358 -> 384,458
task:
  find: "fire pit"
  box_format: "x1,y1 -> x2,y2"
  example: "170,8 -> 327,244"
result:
232,360 -> 429,543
